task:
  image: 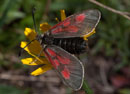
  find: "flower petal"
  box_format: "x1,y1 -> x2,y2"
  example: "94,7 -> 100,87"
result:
20,41 -> 50,64
60,10 -> 66,21
31,64 -> 52,76
24,28 -> 36,40
21,57 -> 49,65
20,41 -> 44,56
40,22 -> 51,32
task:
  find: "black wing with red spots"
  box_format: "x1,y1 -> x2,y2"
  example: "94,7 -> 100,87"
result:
50,9 -> 101,38
44,45 -> 84,90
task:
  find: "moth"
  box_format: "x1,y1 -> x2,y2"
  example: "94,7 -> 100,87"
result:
20,9 -> 101,90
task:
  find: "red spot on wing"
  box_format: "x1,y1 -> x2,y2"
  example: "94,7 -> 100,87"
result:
57,56 -> 70,64
64,58 -> 71,64
63,21 -> 70,26
75,13 -> 85,23
51,18 -> 70,30
44,52 -> 57,69
61,67 -> 70,79
47,48 -> 56,56
44,50 -> 60,69
53,59 -> 60,67
52,25 -> 78,34
51,22 -> 63,30
64,25 -> 78,33
52,27 -> 63,34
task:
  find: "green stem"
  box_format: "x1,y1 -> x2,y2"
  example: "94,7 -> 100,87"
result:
82,80 -> 93,94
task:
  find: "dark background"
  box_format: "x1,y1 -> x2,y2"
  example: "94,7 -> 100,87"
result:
0,0 -> 130,94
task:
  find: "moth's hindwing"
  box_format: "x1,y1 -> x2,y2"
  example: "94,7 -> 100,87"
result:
44,45 -> 84,90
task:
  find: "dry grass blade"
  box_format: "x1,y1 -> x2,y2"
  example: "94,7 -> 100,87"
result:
88,0 -> 130,20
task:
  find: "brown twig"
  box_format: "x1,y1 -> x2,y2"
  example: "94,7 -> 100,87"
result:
43,0 -> 51,20
88,0 -> 130,20
0,73 -> 60,83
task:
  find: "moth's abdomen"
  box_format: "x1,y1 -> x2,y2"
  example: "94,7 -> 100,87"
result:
53,37 -> 87,54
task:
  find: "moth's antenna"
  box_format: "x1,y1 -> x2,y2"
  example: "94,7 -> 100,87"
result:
19,7 -> 38,57
32,7 -> 38,33
18,39 -> 36,57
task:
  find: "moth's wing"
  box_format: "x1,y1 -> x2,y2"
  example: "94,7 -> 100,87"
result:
50,9 -> 101,38
44,45 -> 84,90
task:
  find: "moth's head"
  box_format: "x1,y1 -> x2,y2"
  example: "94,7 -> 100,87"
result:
36,34 -> 44,44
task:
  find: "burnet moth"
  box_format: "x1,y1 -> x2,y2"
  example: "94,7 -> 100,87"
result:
20,9 -> 101,90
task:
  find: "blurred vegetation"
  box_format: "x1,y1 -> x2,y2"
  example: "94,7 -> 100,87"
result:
0,0 -> 130,93
0,84 -> 29,94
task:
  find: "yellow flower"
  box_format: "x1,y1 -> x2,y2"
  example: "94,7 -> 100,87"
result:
20,10 -> 96,76
20,10 -> 66,76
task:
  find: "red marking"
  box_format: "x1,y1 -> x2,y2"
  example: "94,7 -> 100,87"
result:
57,56 -> 70,64
61,67 -> 70,79
52,27 -> 63,34
51,22 -> 63,30
51,18 -> 70,30
44,52 -> 57,69
47,48 -> 56,56
75,13 -> 85,22
64,58 -> 71,64
53,59 -> 60,67
63,21 -> 70,26
64,25 -> 78,32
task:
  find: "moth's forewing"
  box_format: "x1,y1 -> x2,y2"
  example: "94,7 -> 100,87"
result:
50,9 -> 101,38
44,45 -> 84,90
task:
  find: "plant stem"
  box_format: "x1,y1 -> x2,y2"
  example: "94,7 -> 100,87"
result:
82,80 -> 93,94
